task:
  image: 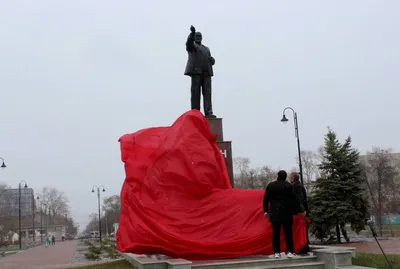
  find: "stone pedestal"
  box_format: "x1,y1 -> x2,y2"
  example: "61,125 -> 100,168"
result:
206,118 -> 234,187
207,118 -> 224,142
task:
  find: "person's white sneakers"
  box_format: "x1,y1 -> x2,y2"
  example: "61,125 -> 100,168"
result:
274,253 -> 281,259
287,252 -> 297,258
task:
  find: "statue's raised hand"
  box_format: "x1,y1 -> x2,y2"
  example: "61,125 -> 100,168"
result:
190,25 -> 196,33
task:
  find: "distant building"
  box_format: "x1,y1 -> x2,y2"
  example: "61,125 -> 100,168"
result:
0,188 -> 36,217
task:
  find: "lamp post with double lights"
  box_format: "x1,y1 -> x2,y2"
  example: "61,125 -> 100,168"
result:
0,157 -> 6,169
91,185 -> 105,241
280,107 -> 304,185
18,180 -> 28,249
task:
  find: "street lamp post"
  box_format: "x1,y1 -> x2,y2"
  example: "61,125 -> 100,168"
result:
46,207 -> 50,236
281,107 -> 304,185
281,107 -> 311,252
104,214 -> 108,238
36,196 -> 43,243
32,196 -> 35,242
0,157 -> 6,168
91,185 -> 105,242
65,213 -> 68,240
18,180 -> 28,250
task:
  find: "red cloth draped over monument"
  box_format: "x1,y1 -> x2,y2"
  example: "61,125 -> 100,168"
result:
117,110 -> 307,260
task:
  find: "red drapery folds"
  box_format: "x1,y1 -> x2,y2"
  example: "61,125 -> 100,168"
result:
117,110 -> 307,260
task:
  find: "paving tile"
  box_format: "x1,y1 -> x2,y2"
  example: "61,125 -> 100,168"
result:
1,240 -> 78,269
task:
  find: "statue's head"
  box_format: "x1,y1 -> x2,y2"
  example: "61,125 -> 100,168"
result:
195,32 -> 202,44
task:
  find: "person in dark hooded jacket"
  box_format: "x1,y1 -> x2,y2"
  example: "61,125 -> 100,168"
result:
290,172 -> 310,254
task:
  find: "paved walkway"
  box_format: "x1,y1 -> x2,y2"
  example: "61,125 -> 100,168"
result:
1,240 -> 78,269
337,238 -> 400,254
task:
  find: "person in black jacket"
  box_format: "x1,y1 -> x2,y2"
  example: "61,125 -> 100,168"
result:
263,170 -> 302,259
290,172 -> 310,254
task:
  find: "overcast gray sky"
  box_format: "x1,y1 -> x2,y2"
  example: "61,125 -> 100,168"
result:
0,1 -> 399,230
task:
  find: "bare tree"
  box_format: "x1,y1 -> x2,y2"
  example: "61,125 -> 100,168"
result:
102,195 -> 121,234
233,157 -> 250,177
248,169 -> 259,189
0,184 -> 10,217
316,146 -> 325,162
38,187 -> 70,224
364,147 -> 400,236
257,166 -> 278,189
0,184 -> 10,242
84,213 -> 99,234
233,157 -> 279,190
233,156 -> 251,188
295,150 -> 319,193
102,195 -> 121,214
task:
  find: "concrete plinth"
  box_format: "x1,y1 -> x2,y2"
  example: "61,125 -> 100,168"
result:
217,141 -> 233,186
206,117 -> 234,187
207,118 -> 224,142
124,246 -> 375,269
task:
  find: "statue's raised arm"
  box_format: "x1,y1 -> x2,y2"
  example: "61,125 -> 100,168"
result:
186,25 -> 196,52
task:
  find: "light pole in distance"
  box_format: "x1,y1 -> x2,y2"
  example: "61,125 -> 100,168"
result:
91,185 -> 105,241
36,196 -> 43,243
18,180 -> 28,249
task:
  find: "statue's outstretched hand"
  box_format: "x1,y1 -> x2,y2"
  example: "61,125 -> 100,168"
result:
190,25 -> 196,33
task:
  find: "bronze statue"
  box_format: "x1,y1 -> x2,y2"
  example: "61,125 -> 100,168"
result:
184,25 -> 216,118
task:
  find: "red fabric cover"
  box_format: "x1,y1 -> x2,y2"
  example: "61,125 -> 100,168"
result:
117,110 -> 307,260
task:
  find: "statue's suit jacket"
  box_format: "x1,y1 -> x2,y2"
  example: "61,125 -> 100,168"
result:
184,33 -> 215,77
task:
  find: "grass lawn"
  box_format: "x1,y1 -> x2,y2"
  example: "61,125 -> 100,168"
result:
72,259 -> 134,269
0,245 -> 19,252
357,224 -> 400,237
353,253 -> 400,269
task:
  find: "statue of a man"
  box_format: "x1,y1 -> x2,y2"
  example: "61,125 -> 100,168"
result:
184,25 -> 216,118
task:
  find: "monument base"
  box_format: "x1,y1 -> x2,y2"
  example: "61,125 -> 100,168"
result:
123,245 -> 366,269
216,141 -> 233,186
206,117 -> 234,187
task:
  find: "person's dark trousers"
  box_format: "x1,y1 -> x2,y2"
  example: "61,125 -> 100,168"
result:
190,73 -> 213,115
271,220 -> 294,254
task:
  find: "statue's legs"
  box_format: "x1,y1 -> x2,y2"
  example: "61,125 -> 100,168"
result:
202,74 -> 214,117
190,75 -> 202,111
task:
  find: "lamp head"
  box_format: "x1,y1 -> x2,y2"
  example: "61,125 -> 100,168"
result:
24,183 -> 28,188
91,189 -> 95,193
280,114 -> 289,123
102,188 -> 105,192
1,161 -> 6,168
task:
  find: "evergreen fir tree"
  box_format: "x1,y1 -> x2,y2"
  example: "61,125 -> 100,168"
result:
310,128 -> 368,243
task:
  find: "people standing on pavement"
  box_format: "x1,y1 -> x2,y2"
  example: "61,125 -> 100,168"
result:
44,235 -> 50,248
263,170 -> 302,259
51,235 -> 55,245
290,172 -> 310,254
